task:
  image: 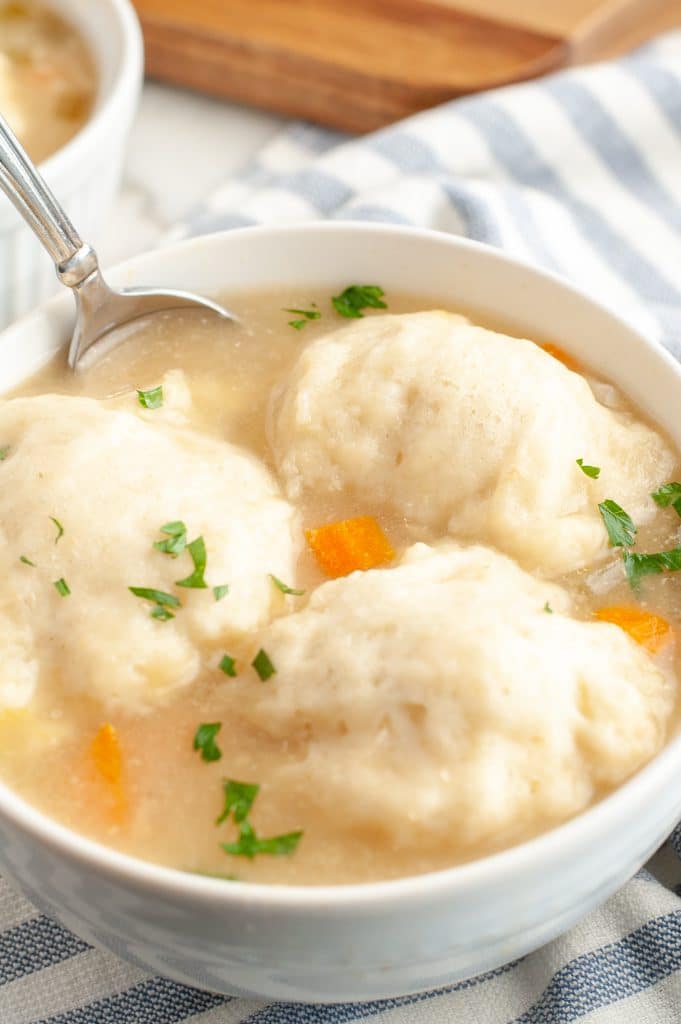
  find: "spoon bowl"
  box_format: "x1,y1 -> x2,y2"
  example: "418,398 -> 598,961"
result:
0,113 -> 235,367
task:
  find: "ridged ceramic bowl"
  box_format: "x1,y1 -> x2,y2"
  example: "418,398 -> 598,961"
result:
0,0 -> 143,329
0,224 -> 680,1003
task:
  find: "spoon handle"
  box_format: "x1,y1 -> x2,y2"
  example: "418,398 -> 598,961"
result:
0,114 -> 97,285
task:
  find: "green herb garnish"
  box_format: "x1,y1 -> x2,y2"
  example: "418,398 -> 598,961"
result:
49,516 -> 64,543
576,459 -> 600,479
19,555 -> 36,567
0,446 -> 8,461
284,306 -> 320,330
332,285 -> 387,319
252,648 -> 276,681
193,722 -> 222,763
213,584 -> 229,602
129,586 -> 180,621
53,577 -> 70,597
269,574 -> 305,596
137,385 -> 164,410
651,482 -> 681,518
624,547 -> 681,590
216,779 -> 260,825
176,536 -> 208,589
154,521 -> 187,558
219,654 -> 237,677
598,499 -> 636,548
544,602 -> 553,613
221,821 -> 303,859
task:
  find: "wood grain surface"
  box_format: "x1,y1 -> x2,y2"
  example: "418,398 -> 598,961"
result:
132,0 -> 681,132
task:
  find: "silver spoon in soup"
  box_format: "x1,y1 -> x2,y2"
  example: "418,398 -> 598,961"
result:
0,113 -> 236,368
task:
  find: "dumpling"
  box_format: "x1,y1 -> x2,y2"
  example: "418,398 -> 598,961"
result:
272,312 -> 674,576
0,392 -> 299,711
244,543 -> 673,853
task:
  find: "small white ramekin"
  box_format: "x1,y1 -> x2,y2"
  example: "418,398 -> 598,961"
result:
0,223 -> 680,1003
0,0 -> 143,329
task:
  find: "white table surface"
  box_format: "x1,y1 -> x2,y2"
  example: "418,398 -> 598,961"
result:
98,81 -> 288,267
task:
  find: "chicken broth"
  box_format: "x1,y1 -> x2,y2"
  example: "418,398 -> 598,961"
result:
0,1 -> 96,164
1,288 -> 680,885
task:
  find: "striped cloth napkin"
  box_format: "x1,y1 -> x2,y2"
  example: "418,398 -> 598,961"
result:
4,31 -> 681,1024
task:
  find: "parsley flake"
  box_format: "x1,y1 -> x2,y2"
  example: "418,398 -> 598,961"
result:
576,459 -> 600,479
176,536 -> 208,589
137,385 -> 164,410
219,654 -> 237,677
651,482 -> 681,518
332,285 -> 387,319
130,586 -> 180,620
269,574 -> 305,596
49,516 -> 64,543
53,577 -> 70,597
284,306 -> 320,330
213,584 -> 229,602
288,319 -> 307,330
0,446 -> 8,461
193,722 -> 222,763
624,547 -> 681,590
221,821 -> 303,859
19,555 -> 36,567
252,648 -> 276,681
216,779 -> 260,825
598,499 -> 636,548
154,520 -> 187,557
544,602 -> 553,614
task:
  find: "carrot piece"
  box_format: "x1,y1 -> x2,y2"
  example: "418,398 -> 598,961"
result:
90,723 -> 126,820
594,606 -> 673,653
306,516 -> 395,578
542,343 -> 581,372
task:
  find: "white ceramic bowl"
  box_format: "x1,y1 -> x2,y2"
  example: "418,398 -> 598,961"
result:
0,223 -> 680,1003
0,0 -> 143,329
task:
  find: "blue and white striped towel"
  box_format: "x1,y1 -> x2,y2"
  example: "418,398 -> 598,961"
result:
4,31 -> 681,1024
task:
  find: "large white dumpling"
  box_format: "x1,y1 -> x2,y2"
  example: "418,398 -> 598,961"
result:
0,391 -> 299,711
246,543 -> 672,852
272,312 -> 674,575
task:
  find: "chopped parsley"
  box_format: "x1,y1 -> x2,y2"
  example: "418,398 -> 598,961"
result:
130,586 -> 180,620
598,499 -> 636,548
624,547 -> 681,590
0,446 -> 8,461
216,779 -> 260,825
176,536 -> 208,589
50,516 -> 64,543
332,284 -> 387,319
284,306 -> 320,330
154,520 -> 187,558
219,654 -> 237,677
269,574 -> 305,596
53,577 -> 70,597
544,602 -> 553,614
137,385 -> 164,410
216,778 -> 303,859
193,722 -> 222,763
19,555 -> 36,567
576,458 -> 600,479
651,482 -> 681,518
252,648 -> 276,681
221,821 -> 303,859
213,584 -> 229,602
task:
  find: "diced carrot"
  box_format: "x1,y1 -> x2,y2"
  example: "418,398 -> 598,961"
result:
306,516 -> 395,578
542,343 -> 581,372
594,606 -> 673,653
90,723 -> 126,820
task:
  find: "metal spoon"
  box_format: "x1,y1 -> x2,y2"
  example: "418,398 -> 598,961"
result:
0,113 -> 235,369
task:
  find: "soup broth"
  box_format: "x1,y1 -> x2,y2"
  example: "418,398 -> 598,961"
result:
0,1 -> 96,164
0,289 -> 680,885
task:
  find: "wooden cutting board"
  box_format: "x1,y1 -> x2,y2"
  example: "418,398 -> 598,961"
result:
132,0 -> 681,133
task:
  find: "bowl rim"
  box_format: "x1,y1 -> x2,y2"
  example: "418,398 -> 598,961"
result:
2,220 -> 681,912
0,0 -> 143,194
